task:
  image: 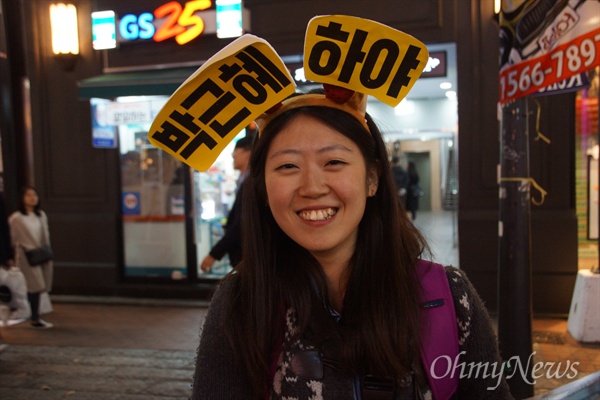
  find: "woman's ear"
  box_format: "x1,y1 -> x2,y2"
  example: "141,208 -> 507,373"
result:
367,162 -> 381,197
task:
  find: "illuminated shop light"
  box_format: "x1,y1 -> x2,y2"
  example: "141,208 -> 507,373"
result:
216,0 -> 243,38
50,3 -> 79,55
92,10 -> 117,50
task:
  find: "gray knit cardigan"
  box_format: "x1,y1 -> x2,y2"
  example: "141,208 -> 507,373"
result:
192,266 -> 514,399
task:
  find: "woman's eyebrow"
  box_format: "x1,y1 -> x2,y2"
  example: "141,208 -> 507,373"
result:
269,148 -> 300,159
269,144 -> 354,160
316,144 -> 353,154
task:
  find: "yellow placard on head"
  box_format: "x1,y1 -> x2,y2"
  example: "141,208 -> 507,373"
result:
149,35 -> 296,171
304,15 -> 429,107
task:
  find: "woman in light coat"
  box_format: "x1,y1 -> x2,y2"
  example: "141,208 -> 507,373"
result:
9,186 -> 53,329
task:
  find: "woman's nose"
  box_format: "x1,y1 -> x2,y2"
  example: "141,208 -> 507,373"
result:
298,167 -> 328,198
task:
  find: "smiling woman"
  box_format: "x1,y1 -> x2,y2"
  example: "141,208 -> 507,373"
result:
140,14 -> 517,400
192,95 -> 513,399
264,113 -> 376,273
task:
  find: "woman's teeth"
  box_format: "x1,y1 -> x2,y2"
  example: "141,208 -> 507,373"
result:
299,208 -> 337,221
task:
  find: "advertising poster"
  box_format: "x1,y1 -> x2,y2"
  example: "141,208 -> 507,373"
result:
498,0 -> 600,104
91,98 -> 118,148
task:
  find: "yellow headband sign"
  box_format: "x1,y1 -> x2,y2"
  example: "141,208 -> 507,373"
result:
304,15 -> 429,107
148,35 -> 295,171
150,16 -> 429,170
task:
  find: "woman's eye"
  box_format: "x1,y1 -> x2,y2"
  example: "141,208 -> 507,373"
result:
326,159 -> 346,166
275,163 -> 297,170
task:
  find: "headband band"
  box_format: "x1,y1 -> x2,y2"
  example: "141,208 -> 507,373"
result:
256,90 -> 369,135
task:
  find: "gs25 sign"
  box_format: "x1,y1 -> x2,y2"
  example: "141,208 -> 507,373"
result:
119,0 -> 213,45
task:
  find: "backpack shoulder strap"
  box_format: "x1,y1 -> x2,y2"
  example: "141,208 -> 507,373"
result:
417,260 -> 459,400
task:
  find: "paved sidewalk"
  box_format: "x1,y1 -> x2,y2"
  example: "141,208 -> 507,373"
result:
0,297 -> 598,399
0,298 -> 208,399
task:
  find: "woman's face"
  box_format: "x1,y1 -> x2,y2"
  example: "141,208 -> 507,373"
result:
23,189 -> 39,210
265,115 -> 378,262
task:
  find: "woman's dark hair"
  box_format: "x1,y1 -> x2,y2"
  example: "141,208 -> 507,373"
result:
18,186 -> 41,216
224,102 -> 428,395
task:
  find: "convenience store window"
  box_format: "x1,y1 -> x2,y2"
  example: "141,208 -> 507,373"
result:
92,96 -> 242,280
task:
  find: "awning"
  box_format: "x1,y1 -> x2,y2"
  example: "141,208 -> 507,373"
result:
78,67 -> 198,99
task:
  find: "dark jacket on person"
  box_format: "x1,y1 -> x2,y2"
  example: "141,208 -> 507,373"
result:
192,266 -> 514,399
209,180 -> 245,267
0,193 -> 13,264
406,167 -> 420,214
391,164 -> 409,203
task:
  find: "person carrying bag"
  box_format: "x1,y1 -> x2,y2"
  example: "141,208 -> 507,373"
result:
8,186 -> 54,329
23,224 -> 53,266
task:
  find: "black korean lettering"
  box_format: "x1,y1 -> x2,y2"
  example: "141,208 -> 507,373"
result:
199,91 -> 236,124
218,62 -> 243,82
307,41 -> 342,76
387,44 -> 422,98
360,39 -> 400,89
179,129 -> 218,160
181,78 -> 224,109
233,74 -> 268,105
209,107 -> 251,138
338,29 -> 368,83
315,21 -> 350,42
307,21 -> 352,77
151,121 -> 190,152
244,45 -> 293,88
236,51 -> 285,93
169,110 -> 201,134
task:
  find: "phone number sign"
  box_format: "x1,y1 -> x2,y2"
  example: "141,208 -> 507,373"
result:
499,28 -> 600,105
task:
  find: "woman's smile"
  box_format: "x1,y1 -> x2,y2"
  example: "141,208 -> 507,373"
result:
297,207 -> 337,221
265,114 -> 378,261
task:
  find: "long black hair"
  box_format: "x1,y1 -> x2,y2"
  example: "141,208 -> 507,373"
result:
224,103 -> 428,395
18,186 -> 42,216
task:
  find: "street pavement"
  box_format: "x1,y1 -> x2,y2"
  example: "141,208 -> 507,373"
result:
0,297 -> 209,400
1,296 -> 599,399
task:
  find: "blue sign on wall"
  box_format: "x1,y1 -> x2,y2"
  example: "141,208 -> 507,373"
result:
91,98 -> 117,148
122,192 -> 141,215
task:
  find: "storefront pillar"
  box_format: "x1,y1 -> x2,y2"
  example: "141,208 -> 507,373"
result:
498,97 -> 534,398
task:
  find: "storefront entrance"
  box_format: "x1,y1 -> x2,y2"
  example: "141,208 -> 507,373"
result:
92,95 -> 243,282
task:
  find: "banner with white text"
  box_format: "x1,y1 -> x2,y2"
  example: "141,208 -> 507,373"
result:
498,0 -> 599,105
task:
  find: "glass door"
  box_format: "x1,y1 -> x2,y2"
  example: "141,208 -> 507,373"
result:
103,95 -> 245,281
119,123 -> 187,279
110,96 -> 187,279
192,137 -> 242,279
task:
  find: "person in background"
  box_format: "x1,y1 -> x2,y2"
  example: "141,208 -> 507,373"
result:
0,192 -> 13,351
390,155 -> 409,210
406,160 -> 421,220
192,92 -> 513,398
199,135 -> 253,272
0,192 -> 13,268
8,186 -> 54,329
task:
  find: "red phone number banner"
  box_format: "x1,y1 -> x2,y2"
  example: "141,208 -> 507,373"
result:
499,27 -> 600,105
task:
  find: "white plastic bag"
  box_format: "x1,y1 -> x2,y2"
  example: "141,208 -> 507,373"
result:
0,267 -> 30,321
40,291 -> 53,315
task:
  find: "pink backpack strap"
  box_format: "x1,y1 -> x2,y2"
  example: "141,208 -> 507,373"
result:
417,260 -> 459,400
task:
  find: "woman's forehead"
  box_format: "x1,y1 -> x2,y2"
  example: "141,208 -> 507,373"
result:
268,116 -> 357,152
